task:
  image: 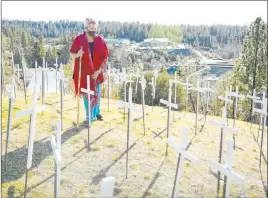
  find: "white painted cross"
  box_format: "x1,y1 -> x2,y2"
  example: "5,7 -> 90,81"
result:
16,84 -> 46,197
160,80 -> 179,156
225,86 -> 245,128
133,68 -> 140,105
118,86 -> 141,178
100,176 -> 115,198
211,139 -> 245,198
4,75 -> 16,170
16,84 -> 46,169
168,127 -> 198,198
50,133 -> 62,198
81,75 -> 95,149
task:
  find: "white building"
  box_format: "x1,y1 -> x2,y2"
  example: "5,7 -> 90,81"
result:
142,38 -> 170,47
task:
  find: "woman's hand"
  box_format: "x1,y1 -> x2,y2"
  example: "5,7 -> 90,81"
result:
92,69 -> 101,79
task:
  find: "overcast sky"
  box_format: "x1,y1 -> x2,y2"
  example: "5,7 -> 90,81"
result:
2,1 -> 267,25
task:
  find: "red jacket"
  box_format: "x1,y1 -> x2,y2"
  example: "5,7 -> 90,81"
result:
70,32 -> 109,96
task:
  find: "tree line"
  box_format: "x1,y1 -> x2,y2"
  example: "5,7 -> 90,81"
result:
2,19 -> 248,48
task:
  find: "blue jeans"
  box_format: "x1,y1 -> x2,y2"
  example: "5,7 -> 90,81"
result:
83,84 -> 101,122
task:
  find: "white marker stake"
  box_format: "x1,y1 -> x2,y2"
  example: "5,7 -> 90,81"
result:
16,84 -> 46,198
139,75 -> 147,136
4,75 -> 16,170
100,176 -> 115,198
168,127 -> 198,198
118,86 -> 141,178
211,139 -> 245,198
81,75 -> 95,150
160,80 -> 179,156
51,135 -> 62,198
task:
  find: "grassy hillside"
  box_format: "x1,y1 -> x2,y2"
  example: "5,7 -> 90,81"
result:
1,90 -> 267,197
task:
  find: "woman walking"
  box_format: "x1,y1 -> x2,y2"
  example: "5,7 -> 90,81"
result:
70,17 -> 109,122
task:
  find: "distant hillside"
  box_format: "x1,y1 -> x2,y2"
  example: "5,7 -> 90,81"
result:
2,19 -> 248,49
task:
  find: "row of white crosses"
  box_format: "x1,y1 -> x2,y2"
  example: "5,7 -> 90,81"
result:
16,84 -> 46,198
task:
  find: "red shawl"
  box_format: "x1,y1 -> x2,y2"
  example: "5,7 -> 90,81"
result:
70,32 -> 109,106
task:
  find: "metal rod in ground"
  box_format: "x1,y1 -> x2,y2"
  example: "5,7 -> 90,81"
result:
217,128 -> 224,198
171,154 -> 181,198
126,109 -> 130,179
259,115 -> 266,167
4,98 -> 13,171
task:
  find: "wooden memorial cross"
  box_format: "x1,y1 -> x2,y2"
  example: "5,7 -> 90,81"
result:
211,139 -> 245,198
21,57 -> 28,104
118,86 -> 140,178
167,127 -> 198,198
170,72 -> 181,121
160,80 -> 179,156
208,104 -> 238,198
16,84 -> 46,198
81,75 -> 95,150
